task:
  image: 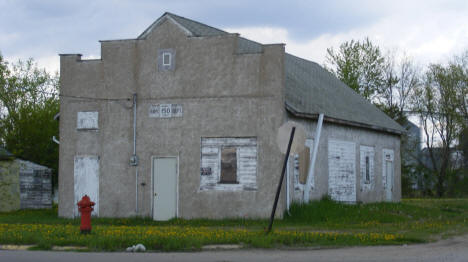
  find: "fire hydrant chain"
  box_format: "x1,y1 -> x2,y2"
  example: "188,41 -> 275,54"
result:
77,195 -> 95,234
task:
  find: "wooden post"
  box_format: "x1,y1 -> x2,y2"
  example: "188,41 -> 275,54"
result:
267,127 -> 295,234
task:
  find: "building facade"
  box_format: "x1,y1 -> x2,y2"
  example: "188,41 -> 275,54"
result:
58,13 -> 403,219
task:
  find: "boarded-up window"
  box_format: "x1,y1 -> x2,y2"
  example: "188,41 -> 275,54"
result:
294,139 -> 313,185
293,139 -> 313,202
298,146 -> 310,184
77,112 -> 98,130
74,155 -> 99,217
220,147 -> 238,184
328,140 -> 356,202
360,146 -> 374,190
200,137 -> 257,191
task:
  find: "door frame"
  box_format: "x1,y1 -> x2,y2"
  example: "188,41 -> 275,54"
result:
151,155 -> 179,220
382,149 -> 394,201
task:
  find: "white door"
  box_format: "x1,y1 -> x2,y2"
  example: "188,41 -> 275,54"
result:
382,149 -> 394,201
328,140 -> 356,202
153,157 -> 177,221
74,155 -> 99,217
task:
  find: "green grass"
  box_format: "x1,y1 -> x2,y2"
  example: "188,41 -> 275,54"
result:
0,198 -> 466,251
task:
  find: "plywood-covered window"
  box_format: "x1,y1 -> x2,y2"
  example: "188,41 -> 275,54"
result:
220,147 -> 238,184
74,155 -> 99,217
200,137 -> 257,191
328,140 -> 356,202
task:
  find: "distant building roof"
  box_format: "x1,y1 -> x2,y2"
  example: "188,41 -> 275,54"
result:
0,147 -> 14,160
126,12 -> 404,134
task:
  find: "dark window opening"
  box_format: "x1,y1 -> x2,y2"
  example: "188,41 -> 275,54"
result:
220,147 -> 238,184
365,156 -> 370,182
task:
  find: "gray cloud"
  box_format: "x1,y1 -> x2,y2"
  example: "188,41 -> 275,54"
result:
1,0 -> 467,72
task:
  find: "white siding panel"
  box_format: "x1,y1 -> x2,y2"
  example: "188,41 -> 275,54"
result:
200,138 -> 257,191
74,155 -> 99,217
328,140 -> 356,202
382,149 -> 394,190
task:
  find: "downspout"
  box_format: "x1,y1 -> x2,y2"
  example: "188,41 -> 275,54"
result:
304,113 -> 324,203
130,94 -> 139,214
52,113 -> 60,144
132,93 -> 138,162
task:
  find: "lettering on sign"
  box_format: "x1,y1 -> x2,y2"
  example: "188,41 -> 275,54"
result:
149,104 -> 183,118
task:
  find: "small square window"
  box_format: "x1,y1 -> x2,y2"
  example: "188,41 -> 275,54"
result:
158,49 -> 175,71
163,52 -> 171,66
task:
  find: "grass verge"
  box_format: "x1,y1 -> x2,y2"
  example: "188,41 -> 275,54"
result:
0,198 -> 466,251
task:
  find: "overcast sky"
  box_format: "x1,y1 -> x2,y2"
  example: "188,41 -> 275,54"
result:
1,0 -> 468,73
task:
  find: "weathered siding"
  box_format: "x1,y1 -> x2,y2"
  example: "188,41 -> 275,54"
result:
17,160 -> 52,210
200,137 -> 257,191
19,169 -> 52,209
0,160 -> 20,212
328,140 -> 356,202
287,112 -> 401,204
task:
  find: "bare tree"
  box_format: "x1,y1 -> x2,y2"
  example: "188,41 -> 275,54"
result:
379,52 -> 420,122
412,62 -> 464,197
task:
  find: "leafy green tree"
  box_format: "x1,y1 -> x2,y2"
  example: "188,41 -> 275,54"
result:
325,37 -> 385,101
0,53 -> 59,182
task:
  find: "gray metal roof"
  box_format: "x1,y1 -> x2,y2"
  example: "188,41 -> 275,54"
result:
138,13 -> 403,134
285,53 -> 404,134
138,13 -> 263,54
167,12 -> 227,37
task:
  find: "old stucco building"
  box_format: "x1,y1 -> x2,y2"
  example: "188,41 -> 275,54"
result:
58,12 -> 403,219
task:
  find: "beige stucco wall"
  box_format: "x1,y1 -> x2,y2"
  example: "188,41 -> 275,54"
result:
59,17 -> 402,219
59,19 -> 286,218
0,160 -> 20,212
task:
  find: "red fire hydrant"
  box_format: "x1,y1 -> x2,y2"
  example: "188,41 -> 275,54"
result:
77,195 -> 95,234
